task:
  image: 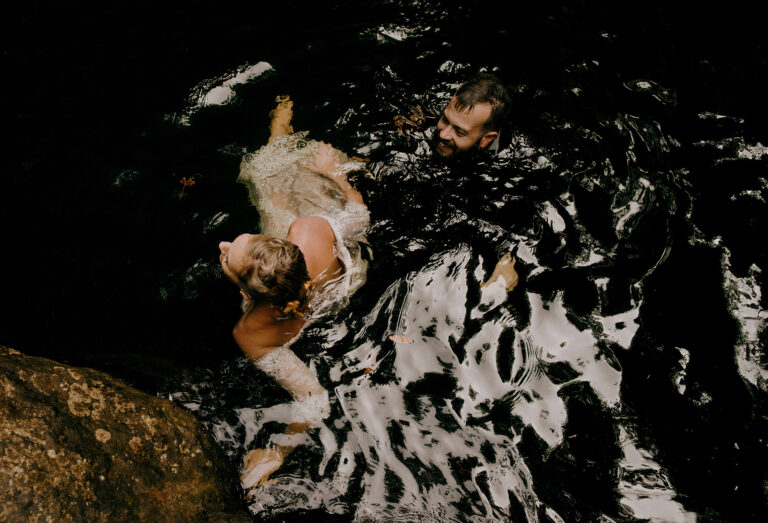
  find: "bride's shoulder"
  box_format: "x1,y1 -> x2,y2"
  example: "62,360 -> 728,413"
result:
287,216 -> 336,248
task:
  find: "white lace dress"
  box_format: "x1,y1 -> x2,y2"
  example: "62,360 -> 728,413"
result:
238,131 -> 370,317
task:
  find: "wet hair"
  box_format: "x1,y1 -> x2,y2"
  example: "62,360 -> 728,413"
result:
235,235 -> 311,317
453,73 -> 510,133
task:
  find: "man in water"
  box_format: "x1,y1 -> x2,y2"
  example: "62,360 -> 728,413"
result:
388,73 -> 518,291
433,73 -> 518,291
431,72 -> 510,159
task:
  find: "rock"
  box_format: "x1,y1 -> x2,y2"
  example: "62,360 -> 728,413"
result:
0,346 -> 250,522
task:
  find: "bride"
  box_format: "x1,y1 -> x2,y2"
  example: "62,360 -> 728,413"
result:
218,95 -> 370,488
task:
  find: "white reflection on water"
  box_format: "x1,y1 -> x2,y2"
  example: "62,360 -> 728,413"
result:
170,61 -> 274,125
332,246 -> 542,521
617,425 -> 697,522
231,245 -> 638,520
188,205 -> 691,520
722,251 -> 767,392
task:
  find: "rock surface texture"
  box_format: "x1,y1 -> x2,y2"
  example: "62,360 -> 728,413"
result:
0,346 -> 250,522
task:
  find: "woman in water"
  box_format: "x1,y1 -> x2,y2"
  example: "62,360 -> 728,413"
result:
218,95 -> 370,488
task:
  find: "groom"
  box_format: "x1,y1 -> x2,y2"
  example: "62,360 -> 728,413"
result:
432,73 -> 518,291
431,72 -> 510,159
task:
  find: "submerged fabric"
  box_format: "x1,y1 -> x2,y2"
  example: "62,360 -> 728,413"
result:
238,131 -> 370,317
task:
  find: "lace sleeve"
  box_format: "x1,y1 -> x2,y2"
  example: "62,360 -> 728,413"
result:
251,346 -> 330,425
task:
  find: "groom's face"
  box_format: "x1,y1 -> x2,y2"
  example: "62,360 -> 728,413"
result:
433,96 -> 496,158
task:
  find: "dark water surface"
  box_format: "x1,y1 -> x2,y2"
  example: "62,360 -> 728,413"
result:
3,1 -> 768,520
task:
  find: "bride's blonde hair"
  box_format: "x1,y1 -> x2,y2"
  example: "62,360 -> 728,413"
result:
236,235 -> 311,317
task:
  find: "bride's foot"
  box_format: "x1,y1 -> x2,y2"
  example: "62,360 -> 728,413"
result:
269,95 -> 294,141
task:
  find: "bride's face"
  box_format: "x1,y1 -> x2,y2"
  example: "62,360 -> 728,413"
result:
218,233 -> 254,285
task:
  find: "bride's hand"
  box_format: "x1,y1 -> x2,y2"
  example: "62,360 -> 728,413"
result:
305,142 -> 342,179
481,253 -> 519,292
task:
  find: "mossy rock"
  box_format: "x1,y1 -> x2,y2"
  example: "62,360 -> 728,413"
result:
0,346 -> 250,522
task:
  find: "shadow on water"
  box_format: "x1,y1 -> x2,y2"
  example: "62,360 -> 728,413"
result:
3,0 -> 768,521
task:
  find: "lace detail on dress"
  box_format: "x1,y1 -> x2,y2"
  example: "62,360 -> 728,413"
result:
241,131 -> 313,178
238,131 -> 370,317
